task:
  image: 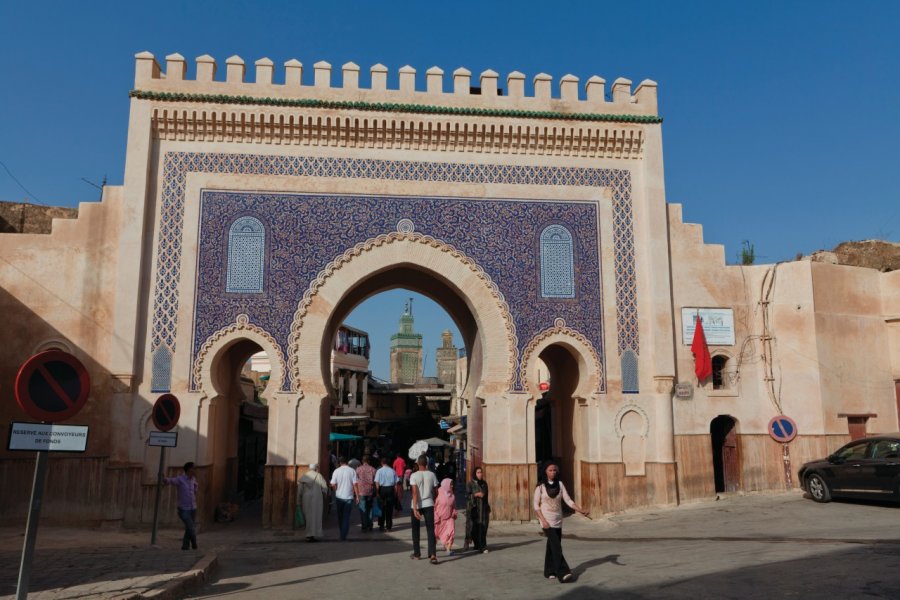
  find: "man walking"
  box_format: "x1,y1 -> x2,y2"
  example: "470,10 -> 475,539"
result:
374,456 -> 399,532
330,456 -> 359,541
356,455 -> 377,532
392,454 -> 406,512
164,462 -> 199,550
410,455 -> 440,563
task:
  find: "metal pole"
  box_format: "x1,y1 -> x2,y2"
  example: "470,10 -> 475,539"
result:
151,446 -> 166,545
16,450 -> 49,600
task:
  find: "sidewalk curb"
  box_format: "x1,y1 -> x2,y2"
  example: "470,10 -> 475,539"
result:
146,553 -> 218,599
108,552 -> 217,600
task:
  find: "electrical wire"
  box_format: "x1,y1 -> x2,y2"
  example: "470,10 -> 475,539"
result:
0,160 -> 44,204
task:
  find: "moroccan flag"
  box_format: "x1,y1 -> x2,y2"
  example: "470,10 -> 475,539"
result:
691,316 -> 712,381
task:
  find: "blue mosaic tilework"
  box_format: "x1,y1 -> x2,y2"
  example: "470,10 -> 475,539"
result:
191,192 -> 604,391
149,153 -> 638,392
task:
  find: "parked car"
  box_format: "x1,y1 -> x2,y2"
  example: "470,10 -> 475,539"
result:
798,434 -> 900,503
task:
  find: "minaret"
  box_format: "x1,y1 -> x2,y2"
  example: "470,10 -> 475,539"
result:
389,298 -> 423,384
435,329 -> 458,385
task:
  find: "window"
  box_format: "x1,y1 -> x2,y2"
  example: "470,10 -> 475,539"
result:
712,355 -> 729,390
151,347 -> 172,393
540,225 -> 575,298
622,350 -> 638,393
871,440 -> 900,459
835,441 -> 869,461
226,216 -> 265,294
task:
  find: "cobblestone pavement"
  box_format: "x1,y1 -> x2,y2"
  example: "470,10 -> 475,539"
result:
0,528 -> 204,599
2,492 -> 899,599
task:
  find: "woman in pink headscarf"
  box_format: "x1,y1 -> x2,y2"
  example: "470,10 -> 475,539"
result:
433,478 -> 458,555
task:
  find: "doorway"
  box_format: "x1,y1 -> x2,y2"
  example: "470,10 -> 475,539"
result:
534,344 -> 580,493
207,339 -> 270,515
710,415 -> 740,494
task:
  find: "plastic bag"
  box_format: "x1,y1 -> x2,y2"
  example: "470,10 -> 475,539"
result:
371,498 -> 383,519
294,505 -> 306,529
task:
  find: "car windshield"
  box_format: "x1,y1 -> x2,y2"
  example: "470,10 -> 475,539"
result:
870,440 -> 900,459
835,442 -> 869,461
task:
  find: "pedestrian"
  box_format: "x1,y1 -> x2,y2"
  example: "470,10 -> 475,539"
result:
164,462 -> 199,550
374,456 -> 399,531
392,453 -> 406,512
329,456 -> 359,541
356,454 -> 377,532
465,465 -> 491,553
434,478 -> 458,556
409,454 -> 440,564
298,463 -> 329,542
533,461 -> 589,583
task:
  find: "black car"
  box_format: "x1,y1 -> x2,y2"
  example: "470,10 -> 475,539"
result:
798,434 -> 900,503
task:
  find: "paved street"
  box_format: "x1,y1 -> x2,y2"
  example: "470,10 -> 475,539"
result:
2,491 -> 898,599
189,491 -> 899,600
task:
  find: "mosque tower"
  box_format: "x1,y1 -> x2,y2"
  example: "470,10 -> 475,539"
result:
389,298 -> 423,384
435,329 -> 458,385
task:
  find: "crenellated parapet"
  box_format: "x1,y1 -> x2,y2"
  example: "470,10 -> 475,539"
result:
133,52 -> 658,158
133,52 -> 659,119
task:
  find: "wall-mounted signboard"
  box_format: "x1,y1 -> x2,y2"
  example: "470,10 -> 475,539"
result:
681,308 -> 735,346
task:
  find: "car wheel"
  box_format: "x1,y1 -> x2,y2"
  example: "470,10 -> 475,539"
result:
806,473 -> 831,503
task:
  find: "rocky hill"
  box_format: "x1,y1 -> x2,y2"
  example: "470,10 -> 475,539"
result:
806,240 -> 900,272
0,201 -> 78,234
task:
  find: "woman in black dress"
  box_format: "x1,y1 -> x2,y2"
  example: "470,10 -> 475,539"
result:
465,466 -> 490,553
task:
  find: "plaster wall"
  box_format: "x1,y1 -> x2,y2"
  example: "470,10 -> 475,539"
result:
0,188 -> 124,459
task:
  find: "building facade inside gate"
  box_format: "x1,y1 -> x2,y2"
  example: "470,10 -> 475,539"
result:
1,51 -> 898,527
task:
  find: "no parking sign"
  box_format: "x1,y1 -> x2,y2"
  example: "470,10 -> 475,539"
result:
768,415 -> 798,443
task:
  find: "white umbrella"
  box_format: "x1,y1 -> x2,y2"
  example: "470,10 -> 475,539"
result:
408,440 -> 429,460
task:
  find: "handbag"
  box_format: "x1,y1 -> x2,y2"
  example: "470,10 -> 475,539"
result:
294,505 -> 306,529
371,498 -> 383,519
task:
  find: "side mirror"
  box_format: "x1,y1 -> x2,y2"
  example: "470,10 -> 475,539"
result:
827,454 -> 842,465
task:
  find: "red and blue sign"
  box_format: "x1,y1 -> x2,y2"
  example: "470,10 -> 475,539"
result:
151,394 -> 181,432
768,415 -> 798,443
15,350 -> 91,423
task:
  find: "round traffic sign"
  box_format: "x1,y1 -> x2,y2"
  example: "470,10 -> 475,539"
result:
768,415 -> 798,443
152,394 -> 181,432
15,350 -> 91,422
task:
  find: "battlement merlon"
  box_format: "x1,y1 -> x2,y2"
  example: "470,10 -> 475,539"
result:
133,52 -> 659,119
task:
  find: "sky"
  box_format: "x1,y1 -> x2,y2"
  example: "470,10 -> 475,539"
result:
1,1 -> 898,376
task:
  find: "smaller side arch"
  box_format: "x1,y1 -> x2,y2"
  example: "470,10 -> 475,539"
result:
520,318 -> 604,398
192,314 -> 285,400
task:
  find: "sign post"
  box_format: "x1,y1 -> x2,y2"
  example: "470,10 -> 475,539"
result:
12,350 -> 91,600
768,415 -> 798,488
150,394 -> 180,546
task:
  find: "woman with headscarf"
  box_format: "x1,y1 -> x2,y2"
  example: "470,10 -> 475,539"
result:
433,478 -> 458,555
465,466 -> 491,553
298,463 -> 329,542
533,461 -> 589,583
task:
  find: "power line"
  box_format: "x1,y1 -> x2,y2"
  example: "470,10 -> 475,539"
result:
0,160 -> 43,204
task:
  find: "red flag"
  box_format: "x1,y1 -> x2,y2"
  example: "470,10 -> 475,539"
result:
691,316 -> 712,381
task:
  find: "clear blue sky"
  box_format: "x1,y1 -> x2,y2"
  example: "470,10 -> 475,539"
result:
1,2 -> 898,374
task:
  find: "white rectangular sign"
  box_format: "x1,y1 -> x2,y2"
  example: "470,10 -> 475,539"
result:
682,308 -> 736,346
148,431 -> 178,447
8,422 -> 89,452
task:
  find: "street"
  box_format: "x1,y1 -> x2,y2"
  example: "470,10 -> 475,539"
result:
186,492 -> 899,600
